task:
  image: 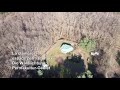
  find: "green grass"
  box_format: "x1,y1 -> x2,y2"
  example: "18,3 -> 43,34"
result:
79,38 -> 96,53
46,40 -> 73,66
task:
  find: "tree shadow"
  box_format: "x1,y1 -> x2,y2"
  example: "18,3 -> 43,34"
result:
11,55 -> 86,78
116,50 -> 120,65
87,49 -> 105,78
11,69 -> 41,78
112,73 -> 120,78
42,55 -> 85,78
11,70 -> 29,78
88,63 -> 105,78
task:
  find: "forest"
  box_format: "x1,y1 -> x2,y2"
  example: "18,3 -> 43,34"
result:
0,12 -> 120,78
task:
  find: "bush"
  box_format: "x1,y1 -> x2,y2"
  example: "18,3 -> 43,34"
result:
79,38 -> 96,53
37,70 -> 43,76
77,70 -> 93,78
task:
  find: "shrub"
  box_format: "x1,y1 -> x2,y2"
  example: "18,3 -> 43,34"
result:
77,70 -> 93,78
37,70 -> 43,76
79,38 -> 96,53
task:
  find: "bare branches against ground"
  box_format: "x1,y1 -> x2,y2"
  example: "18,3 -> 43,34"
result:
0,12 -> 120,78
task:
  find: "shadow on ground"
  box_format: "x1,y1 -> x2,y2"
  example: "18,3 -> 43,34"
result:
88,63 -> 105,78
42,55 -> 85,78
116,50 -> 120,65
11,53 -> 108,78
11,55 -> 86,78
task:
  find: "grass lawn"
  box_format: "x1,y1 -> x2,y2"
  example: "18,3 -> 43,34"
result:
46,40 -> 74,66
45,39 -> 94,69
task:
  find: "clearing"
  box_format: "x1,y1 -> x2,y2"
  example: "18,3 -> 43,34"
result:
45,39 -> 90,70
